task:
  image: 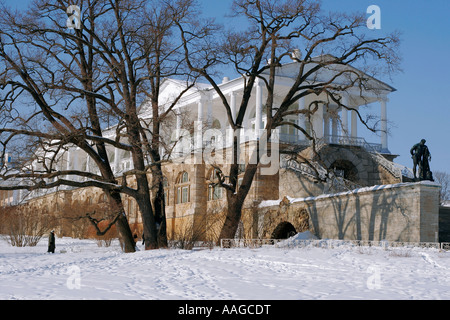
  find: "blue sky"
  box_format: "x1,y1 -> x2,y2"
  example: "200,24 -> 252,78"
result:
4,0 -> 450,173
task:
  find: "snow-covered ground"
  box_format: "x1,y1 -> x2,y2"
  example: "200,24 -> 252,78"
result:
1,235 -> 450,300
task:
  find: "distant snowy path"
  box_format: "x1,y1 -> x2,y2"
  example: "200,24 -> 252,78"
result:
1,238 -> 450,300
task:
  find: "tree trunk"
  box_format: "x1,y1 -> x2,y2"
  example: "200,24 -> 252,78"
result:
116,214 -> 137,253
150,154 -> 168,248
111,192 -> 136,253
135,174 -> 159,250
154,180 -> 168,248
218,197 -> 244,240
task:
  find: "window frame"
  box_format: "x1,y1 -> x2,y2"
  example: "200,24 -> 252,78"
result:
207,169 -> 224,201
176,171 -> 190,204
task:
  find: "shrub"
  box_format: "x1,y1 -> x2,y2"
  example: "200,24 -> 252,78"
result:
0,207 -> 56,247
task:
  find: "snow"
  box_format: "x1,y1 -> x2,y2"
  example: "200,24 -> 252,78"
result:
276,231 -> 318,244
1,235 -> 450,300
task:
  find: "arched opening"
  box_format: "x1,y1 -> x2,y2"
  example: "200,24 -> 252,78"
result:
271,222 -> 297,240
330,159 -> 358,182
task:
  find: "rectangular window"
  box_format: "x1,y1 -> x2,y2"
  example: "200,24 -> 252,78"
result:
182,186 -> 189,203
281,119 -> 297,135
214,186 -> 223,200
208,185 -> 223,201
177,186 -> 190,204
208,185 -> 213,201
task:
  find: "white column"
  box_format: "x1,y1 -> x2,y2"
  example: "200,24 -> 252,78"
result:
228,92 -> 237,147
255,78 -> 263,138
66,150 -> 71,171
195,98 -> 205,161
86,155 -> 90,173
197,98 -> 204,140
176,112 -> 182,130
65,150 -> 72,184
298,97 -> 306,140
206,96 -> 213,127
351,106 -> 359,138
381,98 -> 388,151
332,115 -> 338,143
114,147 -> 120,174
175,113 -> 182,155
341,95 -> 349,137
230,91 -> 237,124
312,103 -> 324,139
324,112 -> 330,142
197,98 -> 204,123
73,150 -> 79,181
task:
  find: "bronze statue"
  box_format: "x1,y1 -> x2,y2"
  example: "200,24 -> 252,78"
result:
410,139 -> 433,181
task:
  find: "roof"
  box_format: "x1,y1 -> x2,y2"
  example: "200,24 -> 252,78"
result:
138,54 -> 396,113
261,54 -> 396,93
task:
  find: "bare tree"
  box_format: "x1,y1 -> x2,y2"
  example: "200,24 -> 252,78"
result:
176,0 -> 400,239
0,0 -> 197,251
434,171 -> 450,205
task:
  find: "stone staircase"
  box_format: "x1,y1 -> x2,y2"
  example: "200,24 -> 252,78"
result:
281,136 -> 415,188
318,136 -> 415,184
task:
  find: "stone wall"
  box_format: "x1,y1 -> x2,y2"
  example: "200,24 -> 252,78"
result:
251,181 -> 441,243
3,141 -> 440,244
439,206 -> 450,242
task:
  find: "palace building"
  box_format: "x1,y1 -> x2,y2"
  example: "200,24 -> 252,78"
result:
1,56 -> 444,243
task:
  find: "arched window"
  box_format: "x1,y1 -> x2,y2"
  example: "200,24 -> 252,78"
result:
212,119 -> 221,129
176,171 -> 190,204
208,169 -> 223,201
100,193 -> 108,203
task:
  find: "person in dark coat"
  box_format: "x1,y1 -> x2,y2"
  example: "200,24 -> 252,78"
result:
47,230 -> 56,253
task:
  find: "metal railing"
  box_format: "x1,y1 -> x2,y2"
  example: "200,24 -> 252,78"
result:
287,135 -> 405,181
321,135 -> 382,152
220,239 -> 284,248
280,156 -> 329,180
220,238 -> 450,251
